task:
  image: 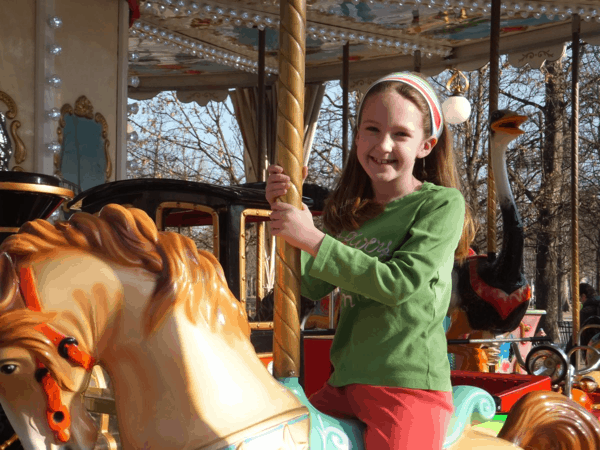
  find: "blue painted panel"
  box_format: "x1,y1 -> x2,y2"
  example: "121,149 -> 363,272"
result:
60,115 -> 106,191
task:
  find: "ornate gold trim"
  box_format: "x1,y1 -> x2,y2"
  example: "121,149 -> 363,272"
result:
94,112 -> 112,181
156,202 -> 219,259
55,103 -> 74,179
74,96 -> 94,119
0,182 -> 73,199
10,120 -> 25,164
55,96 -> 112,181
0,91 -> 17,119
0,227 -> 21,233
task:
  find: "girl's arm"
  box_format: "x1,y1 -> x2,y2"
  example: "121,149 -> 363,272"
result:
307,189 -> 465,307
301,249 -> 336,301
266,164 -> 334,300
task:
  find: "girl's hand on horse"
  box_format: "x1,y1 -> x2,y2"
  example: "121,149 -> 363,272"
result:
270,201 -> 325,257
265,164 -> 308,206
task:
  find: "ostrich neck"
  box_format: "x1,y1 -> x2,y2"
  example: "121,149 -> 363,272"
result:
490,136 -> 525,288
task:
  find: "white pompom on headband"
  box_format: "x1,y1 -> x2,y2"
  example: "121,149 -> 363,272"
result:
357,72 -> 444,140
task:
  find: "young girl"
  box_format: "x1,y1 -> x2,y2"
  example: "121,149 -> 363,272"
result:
266,72 -> 473,449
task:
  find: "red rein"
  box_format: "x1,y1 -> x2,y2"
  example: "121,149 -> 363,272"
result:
19,267 -> 96,443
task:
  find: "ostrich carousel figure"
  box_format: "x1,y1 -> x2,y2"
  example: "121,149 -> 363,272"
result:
0,205 -> 600,450
447,110 -> 532,371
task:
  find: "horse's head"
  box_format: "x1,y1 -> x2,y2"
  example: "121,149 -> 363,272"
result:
0,204 -> 253,449
0,238 -> 116,450
0,310 -> 98,450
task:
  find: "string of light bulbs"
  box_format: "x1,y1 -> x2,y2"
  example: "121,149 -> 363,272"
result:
46,15 -> 63,154
142,0 -> 600,22
130,20 -> 276,74
400,0 -> 599,21
138,1 -> 453,58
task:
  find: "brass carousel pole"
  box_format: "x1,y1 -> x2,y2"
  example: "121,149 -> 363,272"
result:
256,28 -> 266,312
273,0 -> 306,379
488,0 -> 500,259
571,14 -> 581,357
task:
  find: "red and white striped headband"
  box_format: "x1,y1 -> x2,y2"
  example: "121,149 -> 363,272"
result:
358,72 -> 444,140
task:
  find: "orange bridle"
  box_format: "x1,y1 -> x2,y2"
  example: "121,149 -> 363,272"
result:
18,267 -> 96,443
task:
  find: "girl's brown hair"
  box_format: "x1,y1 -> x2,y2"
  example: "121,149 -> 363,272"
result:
323,74 -> 474,261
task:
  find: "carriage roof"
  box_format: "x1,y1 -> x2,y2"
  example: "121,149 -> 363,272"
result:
67,178 -> 329,213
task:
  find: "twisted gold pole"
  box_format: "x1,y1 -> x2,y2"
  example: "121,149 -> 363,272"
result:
273,0 -> 306,379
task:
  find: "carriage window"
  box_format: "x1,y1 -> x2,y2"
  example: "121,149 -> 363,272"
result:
156,202 -> 219,258
240,209 -> 272,328
244,222 -> 258,319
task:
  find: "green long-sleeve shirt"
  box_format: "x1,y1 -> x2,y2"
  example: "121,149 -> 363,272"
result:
301,182 -> 465,391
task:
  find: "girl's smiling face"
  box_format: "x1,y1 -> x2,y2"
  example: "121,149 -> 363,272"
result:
356,89 -> 436,201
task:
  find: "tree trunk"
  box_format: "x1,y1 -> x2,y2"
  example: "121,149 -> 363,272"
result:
535,60 -> 567,342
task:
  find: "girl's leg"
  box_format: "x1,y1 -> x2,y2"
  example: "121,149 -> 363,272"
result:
346,385 -> 453,450
308,383 -> 356,420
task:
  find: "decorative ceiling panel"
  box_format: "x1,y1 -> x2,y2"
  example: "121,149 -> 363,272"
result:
128,0 -> 600,95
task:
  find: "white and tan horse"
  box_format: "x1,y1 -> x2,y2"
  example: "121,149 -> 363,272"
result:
0,205 -> 599,450
0,205 -> 308,450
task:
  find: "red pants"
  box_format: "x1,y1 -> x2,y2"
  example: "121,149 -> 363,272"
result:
309,383 -> 453,449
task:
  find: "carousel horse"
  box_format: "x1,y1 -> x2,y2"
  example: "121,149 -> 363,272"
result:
0,205 -> 599,450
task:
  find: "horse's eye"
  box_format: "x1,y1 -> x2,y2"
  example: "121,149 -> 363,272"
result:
0,364 -> 17,375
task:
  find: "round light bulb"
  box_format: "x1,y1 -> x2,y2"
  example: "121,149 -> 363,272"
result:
128,76 -> 140,88
47,141 -> 62,153
47,75 -> 62,88
48,44 -> 63,56
46,108 -> 61,121
128,103 -> 140,115
442,95 -> 471,124
48,16 -> 63,29
127,131 -> 139,143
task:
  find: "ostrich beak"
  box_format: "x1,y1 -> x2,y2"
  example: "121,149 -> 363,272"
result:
491,114 -> 528,136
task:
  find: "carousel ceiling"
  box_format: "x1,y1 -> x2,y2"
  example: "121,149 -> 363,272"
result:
128,0 -> 600,98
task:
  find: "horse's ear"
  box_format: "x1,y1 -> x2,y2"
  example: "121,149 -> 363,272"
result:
0,252 -> 25,312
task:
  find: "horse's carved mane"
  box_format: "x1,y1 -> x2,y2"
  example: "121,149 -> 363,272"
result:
0,204 -> 249,340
